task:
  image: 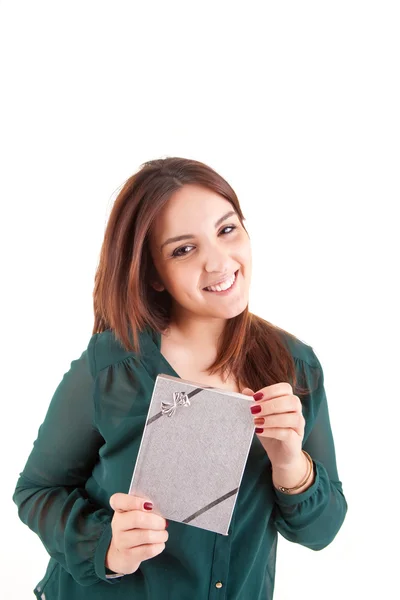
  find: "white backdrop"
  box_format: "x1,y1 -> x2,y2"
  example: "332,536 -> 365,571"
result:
1,1 -> 399,598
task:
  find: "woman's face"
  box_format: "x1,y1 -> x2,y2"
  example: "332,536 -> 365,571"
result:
148,184 -> 252,323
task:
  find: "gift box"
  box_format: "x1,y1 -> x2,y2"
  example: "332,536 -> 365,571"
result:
129,374 -> 256,535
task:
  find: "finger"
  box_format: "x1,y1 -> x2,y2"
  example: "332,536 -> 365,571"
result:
117,509 -> 167,532
251,394 -> 301,416
133,542 -> 166,564
255,413 -> 304,431
119,527 -> 169,550
110,493 -> 153,513
241,387 -> 255,396
119,542 -> 167,573
255,382 -> 293,400
255,427 -> 303,441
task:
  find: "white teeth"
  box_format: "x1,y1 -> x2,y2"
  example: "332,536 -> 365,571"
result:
205,272 -> 236,292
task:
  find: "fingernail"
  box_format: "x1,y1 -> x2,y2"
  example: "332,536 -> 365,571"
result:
253,392 -> 264,401
251,405 -> 262,414
143,502 -> 153,511
255,427 -> 264,434
253,417 -> 264,425
165,520 -> 169,528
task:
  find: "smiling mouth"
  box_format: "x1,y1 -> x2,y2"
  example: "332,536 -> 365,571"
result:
203,270 -> 239,292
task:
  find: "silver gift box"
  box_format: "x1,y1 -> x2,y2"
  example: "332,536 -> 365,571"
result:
129,374 -> 256,535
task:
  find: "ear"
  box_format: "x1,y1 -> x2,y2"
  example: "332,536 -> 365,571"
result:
151,280 -> 165,292
148,261 -> 165,292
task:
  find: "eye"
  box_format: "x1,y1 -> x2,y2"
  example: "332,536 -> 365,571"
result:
172,245 -> 194,258
220,225 -> 237,235
171,225 -> 237,258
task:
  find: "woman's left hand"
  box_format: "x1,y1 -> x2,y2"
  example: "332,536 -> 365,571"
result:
242,383 -> 305,469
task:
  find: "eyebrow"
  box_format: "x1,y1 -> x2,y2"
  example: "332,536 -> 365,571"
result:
160,210 -> 237,250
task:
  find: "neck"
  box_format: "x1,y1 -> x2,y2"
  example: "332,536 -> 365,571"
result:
166,311 -> 227,349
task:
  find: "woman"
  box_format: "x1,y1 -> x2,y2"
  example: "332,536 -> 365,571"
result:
13,157 -> 347,599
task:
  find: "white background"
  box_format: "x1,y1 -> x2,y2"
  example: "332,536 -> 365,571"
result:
1,1 -> 399,598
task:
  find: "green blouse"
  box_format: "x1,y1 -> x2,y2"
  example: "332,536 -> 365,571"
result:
13,327 -> 347,600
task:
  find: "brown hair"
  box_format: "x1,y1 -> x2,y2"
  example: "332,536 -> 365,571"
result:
92,157 -> 311,397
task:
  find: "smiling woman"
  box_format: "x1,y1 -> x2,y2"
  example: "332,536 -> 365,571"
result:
92,157 -> 308,395
148,184 -> 251,332
13,156 -> 347,600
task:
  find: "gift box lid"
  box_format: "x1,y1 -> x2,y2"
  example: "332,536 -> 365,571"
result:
129,374 -> 256,535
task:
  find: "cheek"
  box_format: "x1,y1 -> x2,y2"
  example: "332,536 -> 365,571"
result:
235,238 -> 252,265
163,263 -> 196,294
246,246 -> 252,265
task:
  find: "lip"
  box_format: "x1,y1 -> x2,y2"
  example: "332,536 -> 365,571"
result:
203,270 -> 239,294
203,270 -> 237,290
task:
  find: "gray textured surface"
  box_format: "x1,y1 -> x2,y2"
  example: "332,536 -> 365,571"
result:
129,374 -> 255,535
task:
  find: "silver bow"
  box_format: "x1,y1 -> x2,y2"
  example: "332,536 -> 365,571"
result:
161,391 -> 191,418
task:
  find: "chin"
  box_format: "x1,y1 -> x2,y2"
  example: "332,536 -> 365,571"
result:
228,305 -> 248,319
217,298 -> 249,320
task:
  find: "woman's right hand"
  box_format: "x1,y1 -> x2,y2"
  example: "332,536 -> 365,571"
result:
106,493 -> 169,576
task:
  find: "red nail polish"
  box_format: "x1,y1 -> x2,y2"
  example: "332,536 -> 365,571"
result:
165,520 -> 169,528
251,405 -> 262,414
255,427 -> 264,434
253,392 -> 264,401
143,502 -> 153,511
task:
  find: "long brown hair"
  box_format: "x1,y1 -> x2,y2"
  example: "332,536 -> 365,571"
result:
92,157 -> 311,397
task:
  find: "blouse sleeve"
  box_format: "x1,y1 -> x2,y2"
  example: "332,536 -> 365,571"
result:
12,337 -> 119,586
271,350 -> 348,550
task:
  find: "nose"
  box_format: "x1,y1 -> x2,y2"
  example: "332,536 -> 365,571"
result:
203,244 -> 230,274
